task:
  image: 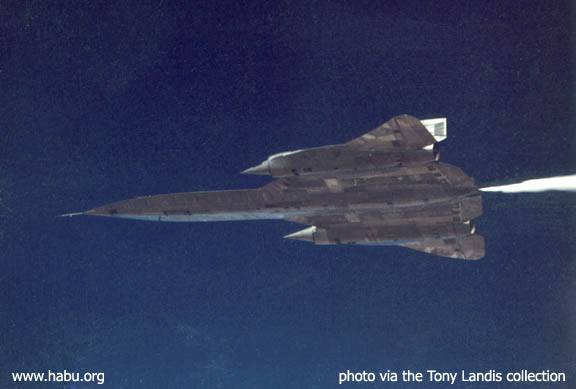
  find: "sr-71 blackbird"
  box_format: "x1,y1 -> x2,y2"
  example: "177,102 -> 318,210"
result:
68,115 -> 484,259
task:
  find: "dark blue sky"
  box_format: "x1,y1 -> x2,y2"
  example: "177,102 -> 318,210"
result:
1,1 -> 574,388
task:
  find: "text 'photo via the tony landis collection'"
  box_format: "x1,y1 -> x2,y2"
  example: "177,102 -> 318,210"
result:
338,369 -> 567,385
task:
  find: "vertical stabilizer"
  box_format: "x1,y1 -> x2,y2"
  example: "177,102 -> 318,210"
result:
421,118 -> 446,142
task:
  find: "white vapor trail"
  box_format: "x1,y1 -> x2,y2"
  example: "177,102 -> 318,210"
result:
480,174 -> 576,193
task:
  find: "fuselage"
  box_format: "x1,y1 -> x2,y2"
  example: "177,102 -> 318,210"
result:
85,162 -> 479,223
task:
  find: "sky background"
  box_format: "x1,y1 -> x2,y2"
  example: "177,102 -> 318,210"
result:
1,1 -> 574,388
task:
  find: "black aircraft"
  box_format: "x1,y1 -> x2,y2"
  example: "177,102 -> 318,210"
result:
65,115 -> 483,259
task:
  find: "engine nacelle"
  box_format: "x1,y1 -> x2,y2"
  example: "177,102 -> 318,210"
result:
243,144 -> 438,178
284,220 -> 475,245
